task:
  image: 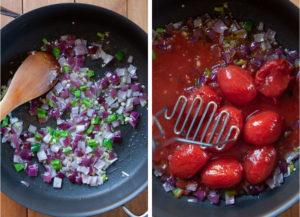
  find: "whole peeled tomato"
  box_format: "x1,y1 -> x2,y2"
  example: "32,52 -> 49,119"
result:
217,65 -> 257,106
206,106 -> 244,152
255,58 -> 292,101
169,144 -> 209,179
186,85 -> 222,119
201,158 -> 243,189
244,145 -> 277,184
243,111 -> 282,146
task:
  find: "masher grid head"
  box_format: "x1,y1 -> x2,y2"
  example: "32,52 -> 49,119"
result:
153,95 -> 240,150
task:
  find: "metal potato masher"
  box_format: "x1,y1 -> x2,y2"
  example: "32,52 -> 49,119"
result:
153,95 -> 240,151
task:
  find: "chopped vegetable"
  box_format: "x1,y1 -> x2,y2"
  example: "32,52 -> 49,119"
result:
115,51 -> 125,61
97,32 -> 105,39
31,143 -> 41,152
71,100 -> 77,107
107,114 -> 117,123
152,49 -> 156,59
172,188 -> 183,198
79,85 -> 87,91
64,66 -> 70,73
14,163 -> 25,172
235,59 -> 247,66
102,174 -> 107,182
52,46 -> 60,58
82,98 -> 92,107
118,114 -> 125,123
51,159 -> 62,170
49,100 -> 56,107
204,68 -> 212,76
86,125 -> 94,134
244,21 -> 253,31
214,6 -> 224,12
37,108 -> 47,119
103,139 -> 113,149
1,116 -> 9,127
288,163 -> 296,173
42,38 -> 49,45
34,133 -> 43,140
63,146 -> 72,154
156,27 -> 164,33
21,180 -> 30,187
70,86 -> 77,92
75,90 -> 81,98
86,70 -> 94,78
87,139 -> 98,150
91,116 -> 100,125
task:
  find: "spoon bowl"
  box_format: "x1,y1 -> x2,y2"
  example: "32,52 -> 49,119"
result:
0,51 -> 60,120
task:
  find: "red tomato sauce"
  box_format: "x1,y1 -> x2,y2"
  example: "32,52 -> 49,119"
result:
153,32 -> 299,189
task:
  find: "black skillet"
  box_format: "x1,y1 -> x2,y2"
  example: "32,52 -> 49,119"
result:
1,3 -> 147,217
153,0 -> 299,216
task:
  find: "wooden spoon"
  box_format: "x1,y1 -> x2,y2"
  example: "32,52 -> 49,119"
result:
0,51 -> 60,120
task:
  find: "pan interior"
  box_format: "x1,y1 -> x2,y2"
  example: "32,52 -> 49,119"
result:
152,0 -> 299,217
1,3 -> 147,217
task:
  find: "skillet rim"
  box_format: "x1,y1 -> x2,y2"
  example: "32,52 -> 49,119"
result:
1,2 -> 148,216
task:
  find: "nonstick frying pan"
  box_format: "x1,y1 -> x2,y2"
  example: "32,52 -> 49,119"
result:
152,0 -> 299,216
1,3 -> 147,217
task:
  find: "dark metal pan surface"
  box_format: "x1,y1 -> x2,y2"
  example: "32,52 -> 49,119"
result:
1,3 -> 147,217
153,0 -> 299,216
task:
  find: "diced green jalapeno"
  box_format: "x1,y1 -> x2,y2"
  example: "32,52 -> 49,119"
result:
107,114 -> 117,123
31,143 -> 41,152
51,159 -> 62,170
14,163 -> 25,172
103,139 -> 113,149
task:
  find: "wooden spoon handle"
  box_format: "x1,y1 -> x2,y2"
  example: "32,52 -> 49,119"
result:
0,96 -> 15,121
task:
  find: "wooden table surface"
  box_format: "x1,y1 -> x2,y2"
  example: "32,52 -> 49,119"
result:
0,0 -> 147,217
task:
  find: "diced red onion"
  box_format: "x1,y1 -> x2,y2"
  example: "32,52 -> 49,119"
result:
129,111 -> 139,128
27,164 -> 38,176
37,150 -> 47,162
162,182 -> 174,192
285,151 -> 299,163
225,193 -> 235,205
28,125 -> 37,134
213,19 -> 228,34
20,149 -> 32,161
186,183 -> 198,191
187,198 -> 198,203
207,191 -> 220,204
194,189 -> 206,201
254,33 -> 265,42
20,180 -> 30,187
41,171 -> 52,183
53,177 -> 62,188
74,45 -> 88,56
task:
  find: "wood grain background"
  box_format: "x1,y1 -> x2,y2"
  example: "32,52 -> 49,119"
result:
1,0 -> 299,217
0,0 -> 147,217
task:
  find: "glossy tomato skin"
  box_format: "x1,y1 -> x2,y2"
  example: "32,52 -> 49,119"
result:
186,85 -> 222,118
169,144 -> 209,179
243,111 -> 282,146
217,65 -> 257,106
255,58 -> 292,100
201,158 -> 243,189
206,106 -> 243,152
244,145 -> 277,184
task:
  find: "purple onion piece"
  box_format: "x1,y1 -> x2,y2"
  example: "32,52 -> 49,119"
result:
207,191 -> 220,204
278,160 -> 288,173
205,28 -> 216,42
194,189 -> 206,201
